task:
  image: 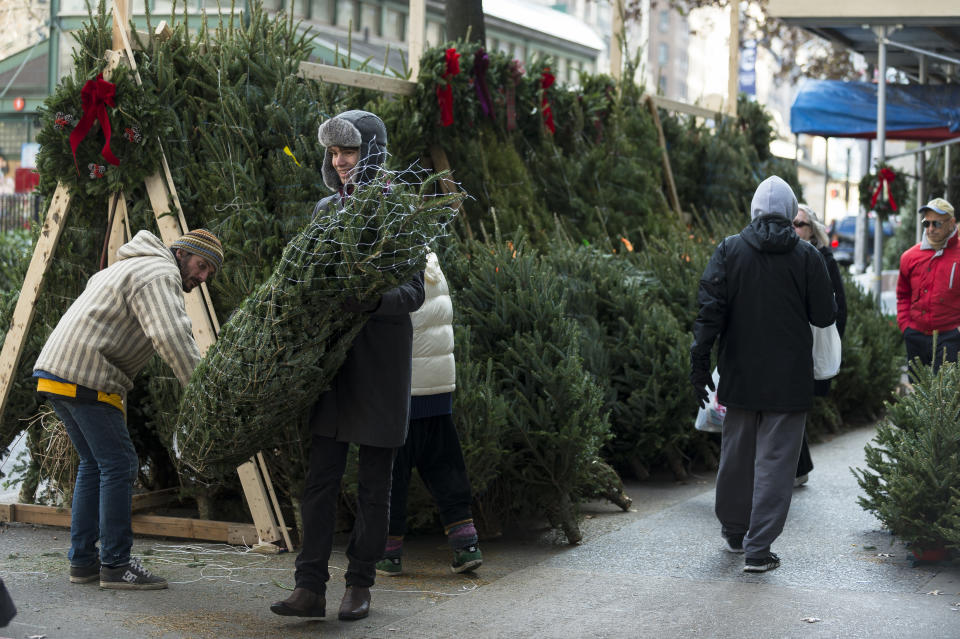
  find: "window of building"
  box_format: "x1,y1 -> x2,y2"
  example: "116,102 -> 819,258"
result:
679,51 -> 688,74
658,42 -> 669,67
385,8 -> 405,41
658,10 -> 670,33
678,82 -> 687,100
658,73 -> 668,95
426,20 -> 444,47
360,2 -> 381,36
311,0 -> 334,23
336,0 -> 358,29
293,0 -> 308,19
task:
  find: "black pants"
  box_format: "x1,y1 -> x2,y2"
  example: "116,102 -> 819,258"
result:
294,435 -> 395,595
796,434 -> 814,477
904,327 -> 960,376
389,413 -> 473,537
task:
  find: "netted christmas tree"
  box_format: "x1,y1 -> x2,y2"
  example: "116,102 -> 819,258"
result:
169,164 -> 461,481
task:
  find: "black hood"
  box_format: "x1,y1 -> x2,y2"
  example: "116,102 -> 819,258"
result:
741,214 -> 799,254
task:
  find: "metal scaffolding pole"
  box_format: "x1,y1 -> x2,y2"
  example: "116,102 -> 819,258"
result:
917,54 -> 927,244
873,27 -> 887,304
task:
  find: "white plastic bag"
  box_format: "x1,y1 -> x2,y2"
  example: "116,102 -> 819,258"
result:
811,322 -> 842,380
694,367 -> 725,433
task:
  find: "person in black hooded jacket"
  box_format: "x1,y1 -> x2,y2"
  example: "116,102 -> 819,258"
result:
690,176 -> 835,573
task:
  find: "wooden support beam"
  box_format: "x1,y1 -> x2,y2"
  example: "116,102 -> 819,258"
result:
131,487 -> 181,513
298,61 -> 416,96
0,503 -> 259,545
408,0 -> 426,80
0,182 -> 72,422
142,173 -> 218,353
610,0 -> 624,84
154,20 -> 173,42
106,193 -> 131,266
645,96 -> 683,219
649,94 -> 723,121
237,458 -> 282,544
257,452 -> 293,551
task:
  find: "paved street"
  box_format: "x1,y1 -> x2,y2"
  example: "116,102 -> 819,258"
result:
2,424 -> 958,638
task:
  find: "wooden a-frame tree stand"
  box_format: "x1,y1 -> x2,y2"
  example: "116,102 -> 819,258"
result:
0,2 -> 277,546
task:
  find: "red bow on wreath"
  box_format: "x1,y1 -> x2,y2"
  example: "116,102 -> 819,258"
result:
541,68 -> 556,134
69,73 -> 121,174
436,48 -> 461,127
870,167 -> 898,212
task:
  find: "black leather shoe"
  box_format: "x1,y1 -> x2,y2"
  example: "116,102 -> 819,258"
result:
270,587 -> 326,617
338,585 -> 370,621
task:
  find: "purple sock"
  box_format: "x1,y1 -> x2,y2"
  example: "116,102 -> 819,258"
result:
384,535 -> 403,558
445,520 -> 478,550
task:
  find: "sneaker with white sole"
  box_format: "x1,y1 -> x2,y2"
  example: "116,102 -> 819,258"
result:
794,474 -> 809,488
722,535 -> 745,554
451,545 -> 482,574
743,553 -> 780,573
100,557 -> 168,590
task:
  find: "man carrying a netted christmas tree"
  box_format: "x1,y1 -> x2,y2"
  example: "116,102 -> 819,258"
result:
32,229 -> 223,590
897,198 -> 960,374
271,110 -> 424,622
690,176 -> 835,573
375,251 -> 483,578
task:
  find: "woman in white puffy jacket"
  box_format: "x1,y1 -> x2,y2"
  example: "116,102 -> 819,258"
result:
375,252 -> 483,576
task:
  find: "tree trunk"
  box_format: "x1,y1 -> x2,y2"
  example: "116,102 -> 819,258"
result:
446,0 -> 485,45
666,445 -> 688,481
556,491 -> 582,544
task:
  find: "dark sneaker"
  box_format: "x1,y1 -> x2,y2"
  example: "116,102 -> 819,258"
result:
451,545 -> 482,574
376,556 -> 402,576
100,558 -> 168,590
743,553 -> 780,573
722,535 -> 745,554
69,561 -> 101,584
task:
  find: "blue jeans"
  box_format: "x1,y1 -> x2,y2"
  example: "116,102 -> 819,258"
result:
48,398 -> 138,568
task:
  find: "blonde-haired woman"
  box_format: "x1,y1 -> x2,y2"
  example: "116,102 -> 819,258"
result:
791,204 -> 847,486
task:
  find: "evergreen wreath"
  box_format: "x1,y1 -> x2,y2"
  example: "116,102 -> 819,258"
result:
35,64 -> 170,198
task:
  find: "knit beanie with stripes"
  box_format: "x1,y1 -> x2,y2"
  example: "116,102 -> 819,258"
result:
170,229 -> 223,269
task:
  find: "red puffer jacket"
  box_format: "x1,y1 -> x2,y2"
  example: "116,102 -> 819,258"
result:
897,233 -> 960,334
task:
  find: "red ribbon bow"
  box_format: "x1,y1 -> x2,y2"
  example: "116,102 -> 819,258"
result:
870,167 -> 897,212
70,74 -> 120,174
541,68 -> 556,134
436,48 -> 461,127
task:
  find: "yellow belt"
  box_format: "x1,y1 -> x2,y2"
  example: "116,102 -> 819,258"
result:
36,378 -> 124,413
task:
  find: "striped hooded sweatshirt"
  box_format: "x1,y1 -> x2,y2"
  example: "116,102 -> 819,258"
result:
34,230 -> 201,396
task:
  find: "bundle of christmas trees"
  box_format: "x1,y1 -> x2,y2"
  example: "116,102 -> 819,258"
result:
169,168 -> 460,481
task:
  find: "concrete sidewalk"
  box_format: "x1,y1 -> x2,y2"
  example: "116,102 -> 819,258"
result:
1,424 -> 957,638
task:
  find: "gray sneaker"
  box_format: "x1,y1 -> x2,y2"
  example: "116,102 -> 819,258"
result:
69,561 -> 101,584
100,558 -> 168,590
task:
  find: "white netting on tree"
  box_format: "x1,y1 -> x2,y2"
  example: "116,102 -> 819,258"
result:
166,156 -> 461,481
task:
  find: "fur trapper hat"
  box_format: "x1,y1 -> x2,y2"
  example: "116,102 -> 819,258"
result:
317,110 -> 388,191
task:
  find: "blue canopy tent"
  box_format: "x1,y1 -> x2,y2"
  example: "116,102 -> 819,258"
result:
791,80 -> 960,141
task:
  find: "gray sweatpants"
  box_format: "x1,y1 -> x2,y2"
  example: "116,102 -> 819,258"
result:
715,407 -> 806,559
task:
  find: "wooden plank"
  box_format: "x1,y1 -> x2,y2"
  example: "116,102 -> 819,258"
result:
154,21 -> 173,42
111,0 -> 132,51
237,459 -> 282,544
106,192 -> 130,266
131,487 -> 181,513
408,0 -> 426,80
1,502 -> 259,544
0,182 -> 72,422
610,0 -> 624,84
257,452 -> 293,551
142,173 -> 217,353
726,2 -> 739,117
649,94 -> 722,121
298,61 -> 416,96
159,153 -> 220,335
645,96 -> 682,219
